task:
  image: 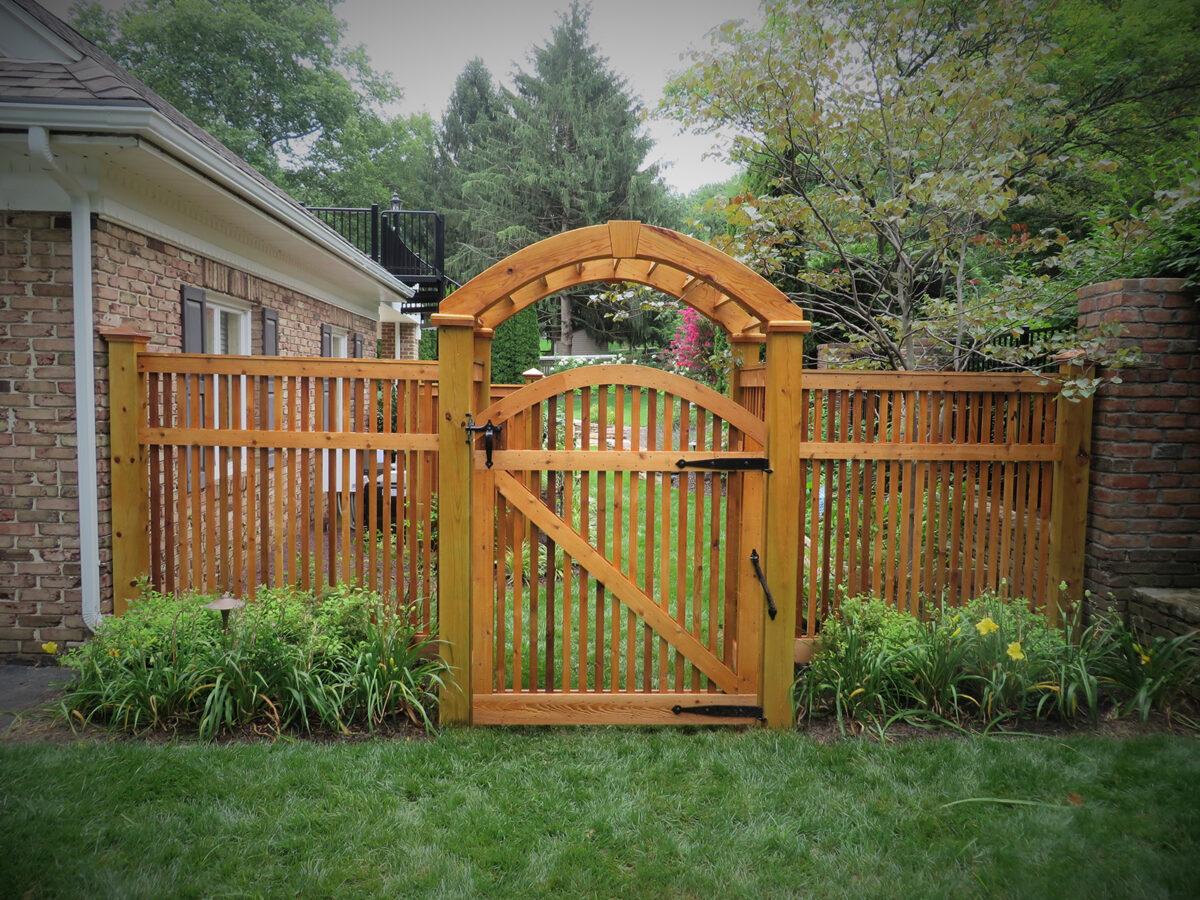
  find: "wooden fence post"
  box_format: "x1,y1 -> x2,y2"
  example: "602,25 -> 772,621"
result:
1047,362 -> 1094,627
433,316 -> 477,724
102,326 -> 152,615
761,327 -> 807,727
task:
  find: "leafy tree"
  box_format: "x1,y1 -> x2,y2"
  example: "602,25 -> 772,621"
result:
661,0 -> 1196,382
281,110 -> 437,210
72,0 -> 398,181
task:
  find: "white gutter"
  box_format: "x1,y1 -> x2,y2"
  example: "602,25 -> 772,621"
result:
28,126 -> 102,631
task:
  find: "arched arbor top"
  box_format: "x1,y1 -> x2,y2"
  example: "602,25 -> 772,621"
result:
430,221 -> 811,339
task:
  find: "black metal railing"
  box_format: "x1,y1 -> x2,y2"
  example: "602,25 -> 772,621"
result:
305,203 -> 449,312
964,325 -> 1073,372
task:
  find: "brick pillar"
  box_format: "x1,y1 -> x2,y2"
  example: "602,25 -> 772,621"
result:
1076,278 -> 1199,612
380,322 -> 396,358
397,322 -> 418,360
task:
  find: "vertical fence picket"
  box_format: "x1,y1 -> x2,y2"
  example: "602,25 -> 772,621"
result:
563,390 -> 575,693
659,392 -> 673,692
594,387 -> 608,691
579,386 -> 592,692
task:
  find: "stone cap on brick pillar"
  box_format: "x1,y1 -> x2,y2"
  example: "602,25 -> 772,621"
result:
100,325 -> 153,345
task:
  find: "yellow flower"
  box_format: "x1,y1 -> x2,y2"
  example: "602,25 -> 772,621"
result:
976,617 -> 999,636
108,648 -> 120,659
41,641 -> 58,655
1007,642 -> 1025,661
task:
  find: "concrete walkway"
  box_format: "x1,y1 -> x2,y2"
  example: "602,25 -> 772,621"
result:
0,665 -> 68,733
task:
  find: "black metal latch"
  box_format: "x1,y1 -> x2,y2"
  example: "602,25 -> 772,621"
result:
750,549 -> 777,620
672,704 -> 765,720
675,457 -> 771,472
464,414 -> 502,468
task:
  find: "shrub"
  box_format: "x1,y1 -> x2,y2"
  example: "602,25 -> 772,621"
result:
58,584 -> 447,739
795,590 -> 1198,734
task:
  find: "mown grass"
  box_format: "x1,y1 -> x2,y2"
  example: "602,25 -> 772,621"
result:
2,729 -> 1197,898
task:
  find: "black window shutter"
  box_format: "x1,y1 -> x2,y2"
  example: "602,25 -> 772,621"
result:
181,286 -> 206,353
320,324 -> 332,432
352,332 -> 363,358
262,308 -> 279,356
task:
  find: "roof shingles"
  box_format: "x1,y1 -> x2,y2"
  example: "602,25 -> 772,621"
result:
2,0 -> 318,222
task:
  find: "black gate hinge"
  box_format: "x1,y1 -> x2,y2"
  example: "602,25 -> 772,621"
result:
672,704 -> 765,720
675,457 -> 771,472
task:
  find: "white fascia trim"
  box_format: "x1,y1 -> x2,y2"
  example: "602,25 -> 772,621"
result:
0,102 -> 416,301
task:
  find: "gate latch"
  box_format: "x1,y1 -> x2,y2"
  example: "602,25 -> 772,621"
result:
464,414 -> 502,468
750,549 -> 777,620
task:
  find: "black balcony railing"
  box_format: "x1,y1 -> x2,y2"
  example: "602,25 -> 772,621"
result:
305,203 -> 450,313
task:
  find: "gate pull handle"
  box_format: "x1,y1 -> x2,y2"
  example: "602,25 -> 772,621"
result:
463,414 -> 502,468
750,549 -> 777,620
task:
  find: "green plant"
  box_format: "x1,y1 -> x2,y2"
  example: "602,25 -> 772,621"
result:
57,584 -> 447,739
1100,619 -> 1199,722
794,591 -> 1198,734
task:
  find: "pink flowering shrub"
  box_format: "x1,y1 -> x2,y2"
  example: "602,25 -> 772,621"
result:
668,307 -> 719,384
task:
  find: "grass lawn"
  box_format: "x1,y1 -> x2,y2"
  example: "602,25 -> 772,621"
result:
2,728 -> 1197,898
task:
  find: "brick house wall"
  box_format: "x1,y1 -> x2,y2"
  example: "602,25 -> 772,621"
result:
1,212 -> 378,660
1076,278 -> 1200,615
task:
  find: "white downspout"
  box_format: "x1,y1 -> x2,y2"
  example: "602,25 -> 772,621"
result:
28,126 -> 103,631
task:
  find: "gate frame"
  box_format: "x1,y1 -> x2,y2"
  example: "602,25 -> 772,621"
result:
431,221 -> 811,727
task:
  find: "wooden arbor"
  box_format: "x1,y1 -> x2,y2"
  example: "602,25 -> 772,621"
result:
432,221 -> 811,727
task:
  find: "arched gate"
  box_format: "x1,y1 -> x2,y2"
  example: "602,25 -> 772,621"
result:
433,222 -> 811,727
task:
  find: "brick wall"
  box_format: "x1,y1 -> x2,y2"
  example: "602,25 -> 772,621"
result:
398,322 -> 418,359
380,321 -> 420,360
1077,278 -> 1200,614
1,212 -> 379,661
0,213 -> 81,659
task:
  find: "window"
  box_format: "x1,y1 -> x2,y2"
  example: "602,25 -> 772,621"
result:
321,324 -> 351,497
179,287 -> 255,488
180,286 -> 250,355
205,298 -> 251,355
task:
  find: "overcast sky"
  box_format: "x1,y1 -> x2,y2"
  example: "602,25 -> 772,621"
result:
41,0 -> 765,195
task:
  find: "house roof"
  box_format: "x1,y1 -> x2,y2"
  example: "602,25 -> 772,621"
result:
0,0 -> 416,310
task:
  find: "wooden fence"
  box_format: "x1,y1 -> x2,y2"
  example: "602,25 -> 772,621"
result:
106,335 -> 1089,636
740,366 -> 1087,633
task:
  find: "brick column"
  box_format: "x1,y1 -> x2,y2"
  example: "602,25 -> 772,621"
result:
380,322 -> 396,358
1076,278 -> 1199,612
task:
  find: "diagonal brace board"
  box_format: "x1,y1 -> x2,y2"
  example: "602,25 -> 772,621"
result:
492,470 -> 739,694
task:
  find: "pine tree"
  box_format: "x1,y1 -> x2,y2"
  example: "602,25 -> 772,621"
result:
436,2 -> 679,353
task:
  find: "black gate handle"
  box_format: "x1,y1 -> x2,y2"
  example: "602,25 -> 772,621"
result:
463,414 -> 502,468
749,549 -> 777,620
